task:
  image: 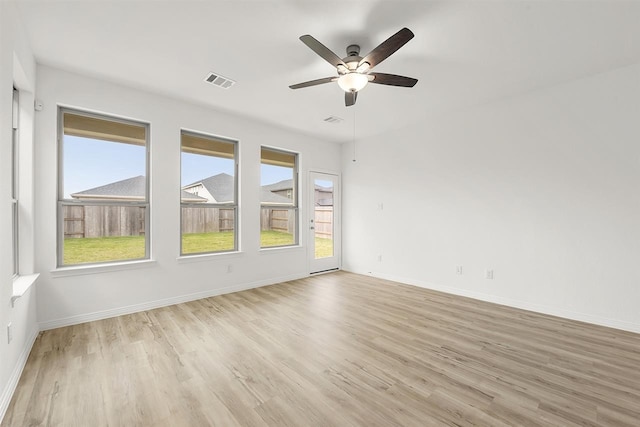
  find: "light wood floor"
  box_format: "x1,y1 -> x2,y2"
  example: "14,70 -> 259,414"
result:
3,271 -> 640,426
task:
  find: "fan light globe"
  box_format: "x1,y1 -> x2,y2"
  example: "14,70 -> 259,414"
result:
338,73 -> 368,92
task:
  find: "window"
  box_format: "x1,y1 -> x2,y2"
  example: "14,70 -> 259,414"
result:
58,109 -> 149,266
11,88 -> 19,276
181,130 -> 238,255
260,147 -> 298,248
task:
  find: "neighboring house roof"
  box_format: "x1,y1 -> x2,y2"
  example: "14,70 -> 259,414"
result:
71,175 -> 146,200
181,191 -> 208,203
260,188 -> 293,205
70,175 -> 206,202
184,173 -> 235,203
185,173 -> 292,204
263,179 -> 332,193
73,173 -> 293,204
262,179 -> 293,192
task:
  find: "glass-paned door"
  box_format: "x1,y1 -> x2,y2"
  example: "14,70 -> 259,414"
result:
309,172 -> 340,273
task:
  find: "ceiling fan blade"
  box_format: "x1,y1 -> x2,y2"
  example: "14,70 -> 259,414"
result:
369,72 -> 418,87
289,77 -> 337,90
345,91 -> 357,107
359,28 -> 414,70
300,35 -> 348,70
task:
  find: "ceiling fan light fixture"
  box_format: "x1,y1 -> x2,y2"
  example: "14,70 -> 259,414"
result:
356,62 -> 371,73
338,72 -> 368,92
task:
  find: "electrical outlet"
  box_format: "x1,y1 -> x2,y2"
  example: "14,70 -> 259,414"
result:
377,255 -> 382,262
227,264 -> 233,273
7,323 -> 12,344
485,269 -> 494,280
456,265 -> 463,275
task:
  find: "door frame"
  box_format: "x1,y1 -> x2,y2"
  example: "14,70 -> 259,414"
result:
308,171 -> 341,274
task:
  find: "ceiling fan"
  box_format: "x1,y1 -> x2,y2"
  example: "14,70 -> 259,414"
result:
289,27 -> 418,107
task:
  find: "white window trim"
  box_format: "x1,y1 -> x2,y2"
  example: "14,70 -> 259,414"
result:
260,147 -> 299,249
180,129 -> 239,256
11,273 -> 39,307
57,107 -> 151,267
51,259 -> 157,277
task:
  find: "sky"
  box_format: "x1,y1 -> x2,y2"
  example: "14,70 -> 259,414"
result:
63,136 -> 292,198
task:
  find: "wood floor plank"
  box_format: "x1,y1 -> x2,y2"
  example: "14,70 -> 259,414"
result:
3,271 -> 640,426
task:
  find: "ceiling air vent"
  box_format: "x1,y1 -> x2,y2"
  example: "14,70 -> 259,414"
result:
323,116 -> 344,124
204,72 -> 236,89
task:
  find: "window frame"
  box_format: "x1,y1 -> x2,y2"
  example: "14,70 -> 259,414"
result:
260,146 -> 299,249
180,129 -> 239,256
57,107 -> 151,267
11,87 -> 19,277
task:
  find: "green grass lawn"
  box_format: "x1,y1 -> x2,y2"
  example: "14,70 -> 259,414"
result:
63,230 -> 334,264
314,236 -> 333,259
63,235 -> 146,265
260,229 -> 295,247
182,231 -> 235,254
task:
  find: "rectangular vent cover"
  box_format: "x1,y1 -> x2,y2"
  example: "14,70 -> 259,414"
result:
323,116 -> 344,124
205,72 -> 236,89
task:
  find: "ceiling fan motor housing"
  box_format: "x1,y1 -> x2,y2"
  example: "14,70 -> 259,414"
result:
346,44 -> 360,57
344,45 -> 362,70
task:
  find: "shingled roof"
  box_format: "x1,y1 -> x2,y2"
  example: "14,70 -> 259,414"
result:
73,173 -> 294,204
184,173 -> 235,203
260,188 -> 293,204
185,173 -> 293,204
70,175 -> 148,200
261,179 -> 293,192
71,175 -> 206,202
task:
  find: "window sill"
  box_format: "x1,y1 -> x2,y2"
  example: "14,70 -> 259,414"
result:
259,245 -> 304,254
51,259 -> 157,278
12,273 -> 40,307
177,251 -> 244,264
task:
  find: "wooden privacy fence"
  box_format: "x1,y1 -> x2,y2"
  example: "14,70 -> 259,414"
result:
260,208 -> 296,234
260,207 -> 332,238
63,205 -> 235,238
64,205 -> 146,238
64,206 -> 332,238
314,207 -> 333,239
181,207 -> 234,234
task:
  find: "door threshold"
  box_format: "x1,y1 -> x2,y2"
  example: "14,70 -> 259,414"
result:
310,268 -> 340,276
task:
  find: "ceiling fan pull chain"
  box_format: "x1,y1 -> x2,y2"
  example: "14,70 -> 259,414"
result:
352,105 -> 357,163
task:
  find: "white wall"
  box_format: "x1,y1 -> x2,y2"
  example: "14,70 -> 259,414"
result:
0,2 -> 39,421
343,63 -> 640,333
34,66 -> 341,328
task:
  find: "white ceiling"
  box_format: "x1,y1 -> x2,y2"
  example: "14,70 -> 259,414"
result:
15,0 -> 640,143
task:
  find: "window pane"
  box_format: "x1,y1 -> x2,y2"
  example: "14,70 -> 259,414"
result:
12,88 -> 19,275
181,207 -> 235,254
261,147 -> 298,248
60,110 -> 148,266
181,131 -> 237,255
12,202 -> 18,275
260,208 -> 297,247
260,164 -> 294,206
63,136 -> 146,200
62,204 -> 147,265
314,179 -> 334,259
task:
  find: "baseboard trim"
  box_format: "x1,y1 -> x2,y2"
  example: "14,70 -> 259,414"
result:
345,268 -> 640,334
39,272 -> 307,331
0,326 -> 39,424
